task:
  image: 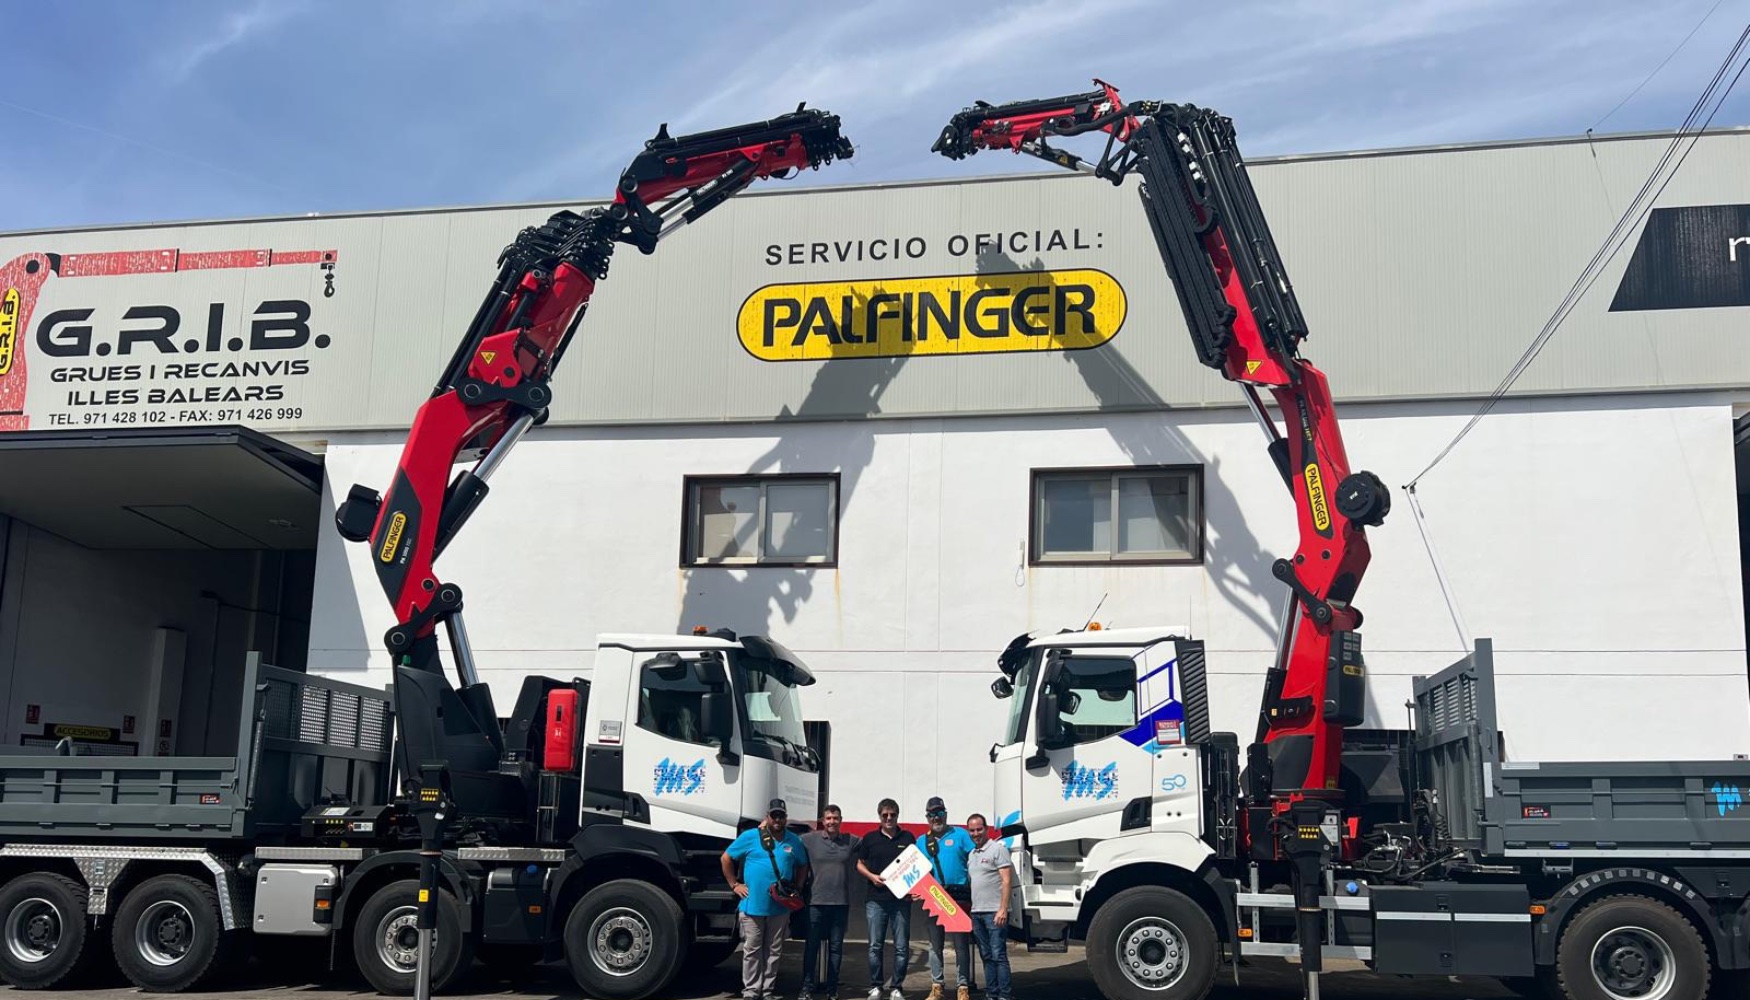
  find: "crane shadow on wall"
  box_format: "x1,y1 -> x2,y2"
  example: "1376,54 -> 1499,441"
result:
677,281 -> 914,639
974,248 -> 1282,645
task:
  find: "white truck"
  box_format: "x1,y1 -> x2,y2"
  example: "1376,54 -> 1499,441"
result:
989,624 -> 1750,1000
0,628 -> 821,1000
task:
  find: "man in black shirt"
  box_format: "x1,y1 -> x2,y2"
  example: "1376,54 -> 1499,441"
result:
854,798 -> 915,1000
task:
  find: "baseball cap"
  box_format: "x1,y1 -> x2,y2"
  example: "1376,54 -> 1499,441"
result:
925,796 -> 946,814
768,798 -> 788,815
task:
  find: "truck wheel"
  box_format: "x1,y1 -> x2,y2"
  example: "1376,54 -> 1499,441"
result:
351,879 -> 473,996
562,879 -> 684,1000
1556,895 -> 1709,1000
110,874 -> 237,992
0,873 -> 95,989
1086,886 -> 1218,1000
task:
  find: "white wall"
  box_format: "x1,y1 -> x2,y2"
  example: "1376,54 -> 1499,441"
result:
0,522 -> 297,755
308,390 -> 1750,824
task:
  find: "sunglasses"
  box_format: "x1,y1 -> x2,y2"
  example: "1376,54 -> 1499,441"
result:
879,811 -> 898,819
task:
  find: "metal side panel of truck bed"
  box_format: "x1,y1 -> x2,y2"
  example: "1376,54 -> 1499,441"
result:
1415,639 -> 1750,861
0,655 -> 392,840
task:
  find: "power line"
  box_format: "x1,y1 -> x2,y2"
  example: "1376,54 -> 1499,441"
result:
1592,0 -> 1730,132
1406,21 -> 1750,490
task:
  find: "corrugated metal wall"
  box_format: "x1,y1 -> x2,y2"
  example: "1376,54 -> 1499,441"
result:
1,128 -> 1746,437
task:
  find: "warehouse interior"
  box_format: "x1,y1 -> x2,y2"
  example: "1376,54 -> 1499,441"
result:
0,425 -> 322,756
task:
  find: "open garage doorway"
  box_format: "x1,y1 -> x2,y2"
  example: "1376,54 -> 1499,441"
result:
0,426 -> 321,757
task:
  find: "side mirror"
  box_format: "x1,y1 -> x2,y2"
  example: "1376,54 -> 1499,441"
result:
991,678 -> 1014,699
701,692 -> 738,766
1028,687 -> 1063,768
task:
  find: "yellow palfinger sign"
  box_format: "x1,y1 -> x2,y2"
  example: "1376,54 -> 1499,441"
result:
737,269 -> 1126,361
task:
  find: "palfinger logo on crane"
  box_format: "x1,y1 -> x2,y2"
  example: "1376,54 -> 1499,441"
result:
737,269 -> 1126,361
1304,464 -> 1331,535
378,512 -> 407,564
0,288 -> 18,377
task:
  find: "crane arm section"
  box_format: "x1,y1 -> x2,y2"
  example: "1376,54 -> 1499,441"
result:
933,82 -> 1390,804
336,108 -> 854,678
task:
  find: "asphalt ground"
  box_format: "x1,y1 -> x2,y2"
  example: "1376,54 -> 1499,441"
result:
0,935 -> 1532,1000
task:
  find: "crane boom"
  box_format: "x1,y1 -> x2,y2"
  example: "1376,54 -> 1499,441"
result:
335,108 -> 853,689
933,82 -> 1391,812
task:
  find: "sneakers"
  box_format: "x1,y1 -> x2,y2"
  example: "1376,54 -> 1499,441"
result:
890,991 -> 905,1000
926,986 -> 943,1000
867,990 -> 883,1000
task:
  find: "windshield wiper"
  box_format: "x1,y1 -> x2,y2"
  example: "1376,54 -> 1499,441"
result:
754,731 -> 817,769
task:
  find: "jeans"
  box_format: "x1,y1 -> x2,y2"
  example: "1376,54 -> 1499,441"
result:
802,904 -> 848,994
969,912 -> 1011,1000
865,896 -> 910,990
739,912 -> 789,1000
926,913 -> 973,988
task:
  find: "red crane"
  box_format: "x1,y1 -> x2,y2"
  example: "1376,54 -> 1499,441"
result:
931,81 -> 1391,835
335,107 -> 853,706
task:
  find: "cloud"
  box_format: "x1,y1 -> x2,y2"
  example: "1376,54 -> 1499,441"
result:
3,0 -> 1744,230
163,0 -> 308,84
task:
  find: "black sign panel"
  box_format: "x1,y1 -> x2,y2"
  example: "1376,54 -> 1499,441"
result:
1610,203 -> 1750,312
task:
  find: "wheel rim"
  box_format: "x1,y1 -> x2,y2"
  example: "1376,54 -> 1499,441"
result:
135,900 -> 196,967
588,906 -> 653,977
376,905 -> 428,974
1590,925 -> 1677,1000
1114,915 -> 1188,991
5,897 -> 63,964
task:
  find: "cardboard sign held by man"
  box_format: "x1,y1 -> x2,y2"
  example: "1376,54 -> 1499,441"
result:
879,842 -> 972,932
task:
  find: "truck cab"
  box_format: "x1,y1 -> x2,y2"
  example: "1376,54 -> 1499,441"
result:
584,631 -> 822,840
990,625 -> 1221,948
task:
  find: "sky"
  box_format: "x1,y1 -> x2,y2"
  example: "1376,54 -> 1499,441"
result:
0,0 -> 1746,232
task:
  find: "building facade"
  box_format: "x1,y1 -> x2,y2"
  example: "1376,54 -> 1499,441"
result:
2,128 -> 1748,821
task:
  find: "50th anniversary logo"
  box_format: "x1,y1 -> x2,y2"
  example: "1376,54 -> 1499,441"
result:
737,268 -> 1127,361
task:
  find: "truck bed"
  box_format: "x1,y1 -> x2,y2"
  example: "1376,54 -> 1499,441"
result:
1414,639 -> 1750,860
0,656 -> 391,841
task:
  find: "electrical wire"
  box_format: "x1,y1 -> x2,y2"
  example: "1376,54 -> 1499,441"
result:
1591,0 -> 1730,132
1406,22 -> 1750,490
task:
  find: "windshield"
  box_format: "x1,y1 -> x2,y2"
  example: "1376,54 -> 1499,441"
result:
734,657 -> 809,749
1003,651 -> 1040,746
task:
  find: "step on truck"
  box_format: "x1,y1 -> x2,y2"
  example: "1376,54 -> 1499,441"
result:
989,626 -> 1750,1000
0,630 -> 822,998
0,104 -> 854,998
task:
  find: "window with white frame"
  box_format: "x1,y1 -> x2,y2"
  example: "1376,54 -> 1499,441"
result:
683,475 -> 838,566
1031,466 -> 1201,564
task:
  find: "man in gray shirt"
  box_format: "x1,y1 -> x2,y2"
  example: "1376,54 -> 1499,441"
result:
800,804 -> 858,1000
965,814 -> 1014,1000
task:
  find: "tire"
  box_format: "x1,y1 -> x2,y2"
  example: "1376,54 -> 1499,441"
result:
562,879 -> 685,1000
1086,886 -> 1218,1000
350,878 -> 474,996
110,874 -> 237,992
1555,894 -> 1710,1000
0,873 -> 95,989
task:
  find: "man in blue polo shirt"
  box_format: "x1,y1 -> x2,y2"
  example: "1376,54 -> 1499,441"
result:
723,799 -> 810,1000
919,795 -> 975,1000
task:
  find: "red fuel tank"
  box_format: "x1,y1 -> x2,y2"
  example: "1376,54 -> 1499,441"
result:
544,689 -> 580,771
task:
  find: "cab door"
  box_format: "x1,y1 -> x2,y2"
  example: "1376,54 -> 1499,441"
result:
1016,648 -> 1151,848
619,649 -> 742,835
